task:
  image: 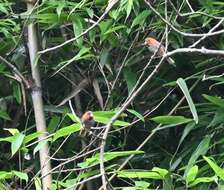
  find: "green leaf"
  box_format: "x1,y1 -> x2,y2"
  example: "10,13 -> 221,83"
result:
4,128 -> 19,135
11,133 -> 25,157
188,176 -> 217,187
151,115 -> 192,124
67,113 -> 81,123
104,25 -> 127,35
99,19 -> 113,42
134,181 -> 150,188
78,150 -> 144,168
85,8 -> 94,18
184,136 -> 210,177
33,139 -> 50,156
126,0 -> 133,19
127,109 -> 144,122
52,123 -> 81,142
0,170 -> 28,182
93,110 -> 123,118
203,94 -> 224,107
24,132 -> 43,144
47,116 -> 61,134
0,136 -> 14,143
56,2 -> 65,17
177,78 -> 198,124
100,49 -> 111,68
94,116 -> 130,126
131,10 -> 151,28
0,171 -> 13,180
118,167 -> 168,179
13,83 -> 21,103
186,165 -> 198,184
0,180 -> 9,190
72,15 -> 83,45
13,171 -> 28,182
203,156 -> 224,180
34,177 -> 42,190
123,67 -> 137,95
152,167 -> 169,177
178,122 -> 196,148
118,170 -> 162,179
0,111 -> 11,121
55,47 -> 92,74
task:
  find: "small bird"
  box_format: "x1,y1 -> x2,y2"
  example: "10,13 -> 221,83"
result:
80,111 -> 95,136
144,37 -> 175,66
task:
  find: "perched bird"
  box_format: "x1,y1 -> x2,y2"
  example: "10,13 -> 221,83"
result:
144,37 -> 175,66
80,111 -> 95,136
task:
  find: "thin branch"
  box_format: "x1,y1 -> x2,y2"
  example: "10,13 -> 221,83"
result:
98,78 -> 201,190
99,54 -> 167,190
38,0 -> 119,54
0,55 -> 30,88
144,0 -> 224,37
189,19 -> 224,48
165,47 -> 224,57
64,174 -> 102,190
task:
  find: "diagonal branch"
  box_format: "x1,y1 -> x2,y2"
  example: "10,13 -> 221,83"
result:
0,55 -> 30,88
38,0 -> 119,54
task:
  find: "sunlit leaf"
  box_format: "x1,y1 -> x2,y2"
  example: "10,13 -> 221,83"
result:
11,133 -> 25,157
118,167 -> 168,179
203,156 -> 224,180
186,165 -> 198,184
151,115 -> 192,124
13,171 -> 28,182
78,150 -> 144,168
52,123 -> 81,141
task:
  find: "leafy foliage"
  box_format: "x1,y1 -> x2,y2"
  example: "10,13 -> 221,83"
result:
0,0 -> 224,189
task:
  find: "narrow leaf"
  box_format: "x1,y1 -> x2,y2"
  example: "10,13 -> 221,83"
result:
203,156 -> 224,180
186,165 -> 198,184
203,94 -> 224,107
127,109 -> 144,122
131,10 -> 151,28
184,136 -> 210,177
151,115 -> 192,124
177,78 -> 198,124
11,133 -> 25,157
13,171 -> 28,182
78,150 -> 144,168
52,123 -> 81,142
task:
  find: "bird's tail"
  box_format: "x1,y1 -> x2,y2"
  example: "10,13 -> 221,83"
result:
167,57 -> 176,67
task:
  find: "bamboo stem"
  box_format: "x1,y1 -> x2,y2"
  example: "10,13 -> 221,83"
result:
26,2 -> 52,190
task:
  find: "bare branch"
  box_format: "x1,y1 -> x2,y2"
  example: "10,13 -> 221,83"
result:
0,55 -> 29,88
144,0 -> 224,37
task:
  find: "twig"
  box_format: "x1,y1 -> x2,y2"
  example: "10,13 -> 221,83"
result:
0,55 -> 29,88
98,78 -> 201,190
38,0 -> 119,54
144,0 -> 224,37
99,54 -> 167,190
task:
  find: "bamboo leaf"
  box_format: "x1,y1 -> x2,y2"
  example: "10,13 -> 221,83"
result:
177,78 -> 198,124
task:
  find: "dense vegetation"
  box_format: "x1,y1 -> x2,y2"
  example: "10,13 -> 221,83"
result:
1,0 -> 224,189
